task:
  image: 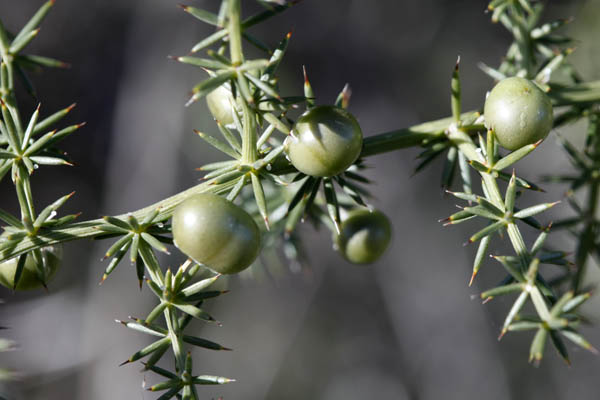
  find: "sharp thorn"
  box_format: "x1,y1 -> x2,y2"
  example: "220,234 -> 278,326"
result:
498,329 -> 506,341
468,271 -> 477,287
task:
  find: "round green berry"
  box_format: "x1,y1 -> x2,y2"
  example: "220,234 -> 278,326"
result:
484,77 -> 553,151
0,245 -> 63,291
336,209 -> 391,264
206,85 -> 236,126
284,105 -> 363,177
171,194 -> 261,275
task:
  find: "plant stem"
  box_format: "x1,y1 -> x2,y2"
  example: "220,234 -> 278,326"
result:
228,0 -> 257,164
4,81 -> 600,261
1,45 -> 36,226
164,306 -> 185,373
241,96 -> 258,164
504,7 -> 532,78
0,179 -> 238,260
228,0 -> 243,66
550,80 -> 600,106
361,112 -> 479,157
446,123 -> 481,162
447,125 -> 531,272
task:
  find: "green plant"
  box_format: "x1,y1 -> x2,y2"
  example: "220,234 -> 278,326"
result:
335,208 -> 391,264
2,0 -> 600,398
0,0 -> 81,290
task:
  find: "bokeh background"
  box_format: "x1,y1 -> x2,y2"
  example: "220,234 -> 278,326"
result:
1,0 -> 600,399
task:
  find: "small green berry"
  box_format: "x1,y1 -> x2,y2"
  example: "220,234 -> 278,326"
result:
284,105 -> 363,177
484,77 -> 553,151
171,194 -> 261,275
0,245 -> 63,291
206,85 -> 236,126
336,209 -> 391,264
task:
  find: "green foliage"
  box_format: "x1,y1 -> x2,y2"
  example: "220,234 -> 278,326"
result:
2,0 -> 600,398
117,261 -> 234,399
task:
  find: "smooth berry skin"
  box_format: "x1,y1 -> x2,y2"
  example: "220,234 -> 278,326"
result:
171,194 -> 260,275
0,245 -> 62,291
484,77 -> 553,151
336,209 -> 391,264
284,105 -> 363,177
206,85 -> 236,126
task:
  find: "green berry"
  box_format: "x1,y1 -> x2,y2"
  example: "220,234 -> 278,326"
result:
0,245 -> 63,291
171,194 -> 261,274
336,209 -> 391,264
484,77 -> 553,151
206,85 -> 236,126
284,105 -> 363,177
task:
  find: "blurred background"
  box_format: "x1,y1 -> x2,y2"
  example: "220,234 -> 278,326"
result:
1,0 -> 600,399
